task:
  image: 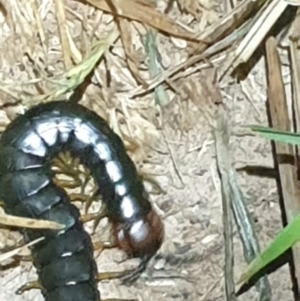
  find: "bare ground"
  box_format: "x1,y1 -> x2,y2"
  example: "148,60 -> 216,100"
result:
0,1 -> 296,301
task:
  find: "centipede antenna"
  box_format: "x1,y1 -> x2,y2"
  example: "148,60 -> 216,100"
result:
120,255 -> 151,285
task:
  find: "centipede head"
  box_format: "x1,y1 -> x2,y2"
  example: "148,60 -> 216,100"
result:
112,208 -> 164,262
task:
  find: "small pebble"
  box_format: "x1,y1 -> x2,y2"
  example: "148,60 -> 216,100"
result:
170,37 -> 187,49
201,234 -> 218,244
154,258 -> 166,270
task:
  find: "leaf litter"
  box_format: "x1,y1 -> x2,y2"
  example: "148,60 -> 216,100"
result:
0,0 -> 298,301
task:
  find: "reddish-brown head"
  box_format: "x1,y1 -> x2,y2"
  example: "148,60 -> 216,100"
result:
112,208 -> 164,260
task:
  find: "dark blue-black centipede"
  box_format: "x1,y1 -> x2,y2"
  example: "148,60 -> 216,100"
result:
0,101 -> 164,301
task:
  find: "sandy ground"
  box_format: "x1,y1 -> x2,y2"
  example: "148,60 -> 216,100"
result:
0,0 -> 296,301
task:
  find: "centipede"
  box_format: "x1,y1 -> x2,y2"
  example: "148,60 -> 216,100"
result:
0,100 -> 164,301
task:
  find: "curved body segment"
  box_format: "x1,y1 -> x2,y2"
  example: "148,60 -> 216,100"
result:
0,101 -> 163,301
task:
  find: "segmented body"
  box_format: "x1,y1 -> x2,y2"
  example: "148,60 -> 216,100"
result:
0,101 -> 163,301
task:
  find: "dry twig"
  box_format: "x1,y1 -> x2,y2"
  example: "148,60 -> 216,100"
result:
190,0 -> 267,53
265,35 -> 300,292
225,0 -> 288,75
55,0 -> 72,69
214,109 -> 271,301
214,112 -> 236,301
0,237 -> 44,262
143,29 -> 170,107
289,8 -> 300,131
129,0 -> 268,98
79,0 -> 198,41
0,208 -> 64,230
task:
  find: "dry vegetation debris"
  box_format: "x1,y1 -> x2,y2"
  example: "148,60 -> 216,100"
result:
0,0 -> 299,301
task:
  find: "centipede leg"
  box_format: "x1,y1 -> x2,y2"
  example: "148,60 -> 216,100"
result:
93,239 -> 146,289
92,238 -> 120,263
52,151 -> 81,174
93,239 -> 140,282
52,156 -> 82,182
53,180 -> 98,209
53,152 -> 103,216
139,173 -> 166,195
81,212 -> 104,224
97,270 -> 133,282
54,171 -> 99,211
16,280 -> 42,295
101,299 -> 136,301
123,134 -> 139,153
83,185 -> 100,214
96,270 -> 140,301
53,178 -> 83,189
14,269 -> 137,301
52,152 -> 92,193
68,194 -> 87,202
13,254 -> 33,262
93,240 -> 117,252
81,204 -> 108,232
68,192 -> 98,205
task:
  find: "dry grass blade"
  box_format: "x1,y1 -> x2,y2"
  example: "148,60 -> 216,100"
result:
0,26 -> 119,104
265,35 -> 300,292
161,129 -> 184,188
289,14 -> 300,267
226,0 -> 288,74
0,237 -> 44,262
214,111 -> 236,301
32,0 -> 47,54
143,29 -> 169,107
79,0 -> 198,41
285,0 -> 300,5
289,9 -> 300,131
118,19 -> 147,86
190,0 -> 267,53
129,2 -> 265,98
41,26 -> 120,101
55,0 -> 72,69
0,211 -> 64,230
214,109 -> 271,301
128,46 -> 223,98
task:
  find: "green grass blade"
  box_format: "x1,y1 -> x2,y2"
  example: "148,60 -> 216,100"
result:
238,213 -> 300,285
250,125 -> 300,145
42,27 -> 120,101
240,125 -> 300,285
